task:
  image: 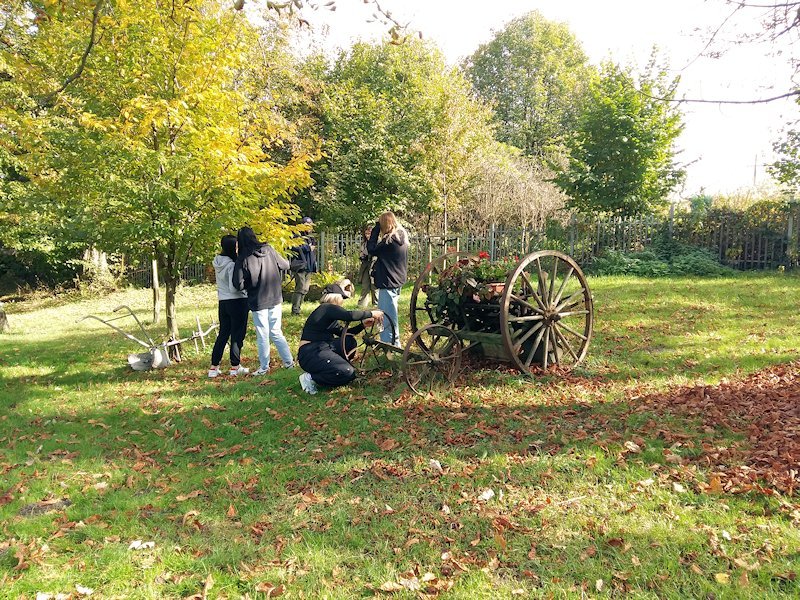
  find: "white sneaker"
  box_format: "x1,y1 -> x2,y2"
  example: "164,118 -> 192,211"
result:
229,366 -> 249,376
299,372 -> 318,395
252,367 -> 269,376
208,368 -> 221,378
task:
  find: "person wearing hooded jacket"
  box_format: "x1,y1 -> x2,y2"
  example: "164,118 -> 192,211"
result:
208,235 -> 250,378
232,227 -> 294,375
367,211 -> 408,346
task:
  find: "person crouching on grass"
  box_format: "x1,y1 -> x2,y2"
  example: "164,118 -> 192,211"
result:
297,279 -> 384,395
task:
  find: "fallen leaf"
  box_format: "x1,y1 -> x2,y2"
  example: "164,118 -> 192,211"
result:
715,573 -> 730,584
672,482 -> 687,493
255,582 -> 285,597
379,581 -> 404,592
226,504 -> 237,518
75,584 -> 94,596
176,490 -> 203,502
595,578 -> 604,592
478,489 -> 495,502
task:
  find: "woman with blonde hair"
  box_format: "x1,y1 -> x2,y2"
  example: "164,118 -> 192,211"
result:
297,278 -> 384,394
367,211 -> 408,346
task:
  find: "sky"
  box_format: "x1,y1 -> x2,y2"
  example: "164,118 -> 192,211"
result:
295,0 -> 799,196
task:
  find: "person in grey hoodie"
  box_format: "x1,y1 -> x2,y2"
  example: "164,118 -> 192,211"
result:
232,227 -> 294,375
209,235 -> 250,377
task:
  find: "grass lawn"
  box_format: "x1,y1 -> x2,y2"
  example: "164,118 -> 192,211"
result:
1,273 -> 800,598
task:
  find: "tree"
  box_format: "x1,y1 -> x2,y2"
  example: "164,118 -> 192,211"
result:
770,128 -> 800,195
1,1 -> 316,344
555,59 -> 685,217
463,11 -> 593,160
312,39 -> 498,231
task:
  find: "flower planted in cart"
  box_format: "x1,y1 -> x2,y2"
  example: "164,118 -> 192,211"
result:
426,252 -> 519,326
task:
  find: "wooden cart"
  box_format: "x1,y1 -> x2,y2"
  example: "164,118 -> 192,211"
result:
342,250 -> 594,395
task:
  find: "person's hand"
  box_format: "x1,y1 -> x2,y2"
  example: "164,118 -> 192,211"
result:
371,310 -> 384,324
362,317 -> 375,327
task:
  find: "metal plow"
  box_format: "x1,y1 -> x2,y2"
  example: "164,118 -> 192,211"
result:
80,305 -> 218,371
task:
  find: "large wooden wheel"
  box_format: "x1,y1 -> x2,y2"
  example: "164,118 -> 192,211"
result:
409,251 -> 476,335
402,324 -> 463,396
500,250 -> 593,374
340,314 -> 398,373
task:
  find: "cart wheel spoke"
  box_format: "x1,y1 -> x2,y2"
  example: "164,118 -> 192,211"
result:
554,324 -> 579,362
524,325 -> 548,368
558,322 -> 588,341
552,267 -> 574,307
513,321 -> 544,352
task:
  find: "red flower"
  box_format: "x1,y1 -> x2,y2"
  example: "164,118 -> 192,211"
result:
478,251 -> 490,260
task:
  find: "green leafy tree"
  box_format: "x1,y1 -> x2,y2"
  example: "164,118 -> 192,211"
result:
463,11 -> 593,160
770,127 -> 800,195
555,59 -> 685,217
312,39 -> 498,230
1,0 -> 315,341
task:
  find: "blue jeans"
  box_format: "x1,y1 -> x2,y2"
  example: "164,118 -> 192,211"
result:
251,305 -> 294,370
378,287 -> 401,346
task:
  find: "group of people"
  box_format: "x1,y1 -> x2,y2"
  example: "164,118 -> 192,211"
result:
208,211 -> 409,395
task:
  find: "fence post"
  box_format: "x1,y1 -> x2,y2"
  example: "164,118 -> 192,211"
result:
490,223 -> 496,261
669,203 -> 675,241
319,231 -> 326,271
569,214 -> 576,257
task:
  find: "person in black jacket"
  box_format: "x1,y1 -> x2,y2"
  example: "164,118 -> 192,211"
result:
232,227 -> 294,376
290,216 -> 318,315
297,279 -> 383,394
367,211 -> 408,346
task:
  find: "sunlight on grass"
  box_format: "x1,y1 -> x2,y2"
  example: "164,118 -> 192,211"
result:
2,274 -> 800,598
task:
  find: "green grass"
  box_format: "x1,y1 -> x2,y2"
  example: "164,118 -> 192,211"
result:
1,273 -> 800,598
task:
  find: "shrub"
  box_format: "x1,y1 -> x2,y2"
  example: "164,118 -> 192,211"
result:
588,245 -> 733,277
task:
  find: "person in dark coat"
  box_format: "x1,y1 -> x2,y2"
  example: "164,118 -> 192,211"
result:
297,279 -> 383,394
367,211 -> 408,346
232,227 -> 294,375
290,216 -> 318,315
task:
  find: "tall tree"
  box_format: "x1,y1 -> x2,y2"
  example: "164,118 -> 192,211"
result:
463,11 -> 593,160
555,59 -> 685,217
1,1 -> 315,343
312,39 -> 498,230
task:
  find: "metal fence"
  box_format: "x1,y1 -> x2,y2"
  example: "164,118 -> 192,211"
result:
122,207 -> 800,287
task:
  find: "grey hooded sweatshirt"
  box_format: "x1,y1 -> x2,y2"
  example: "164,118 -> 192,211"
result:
213,255 -> 247,300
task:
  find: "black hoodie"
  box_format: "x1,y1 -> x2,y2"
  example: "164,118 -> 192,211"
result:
367,225 -> 409,289
232,243 -> 289,311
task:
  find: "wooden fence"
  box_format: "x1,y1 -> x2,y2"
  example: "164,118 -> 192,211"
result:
122,208 -> 800,287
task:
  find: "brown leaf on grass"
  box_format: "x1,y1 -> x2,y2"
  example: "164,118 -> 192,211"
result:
176,490 -> 203,502
607,537 -> 625,548
378,438 -> 399,451
255,582 -> 285,597
378,581 -> 404,592
708,475 -> 724,494
493,532 -> 507,551
624,441 -> 642,454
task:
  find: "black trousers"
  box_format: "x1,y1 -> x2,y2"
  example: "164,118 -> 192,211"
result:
298,339 -> 357,388
211,298 -> 249,367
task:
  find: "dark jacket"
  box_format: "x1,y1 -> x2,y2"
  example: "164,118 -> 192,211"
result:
300,303 -> 370,342
292,235 -> 318,273
367,225 -> 409,289
232,243 -> 289,311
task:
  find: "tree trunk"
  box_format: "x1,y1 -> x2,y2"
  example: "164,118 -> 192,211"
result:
151,257 -> 161,325
0,303 -> 9,333
165,275 -> 182,361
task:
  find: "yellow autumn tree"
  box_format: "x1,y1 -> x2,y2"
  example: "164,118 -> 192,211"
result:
2,0 -> 317,341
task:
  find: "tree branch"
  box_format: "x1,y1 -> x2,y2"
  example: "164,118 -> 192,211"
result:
37,0 -> 105,106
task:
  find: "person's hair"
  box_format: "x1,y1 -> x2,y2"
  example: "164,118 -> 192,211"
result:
320,278 -> 354,305
378,211 -> 406,244
237,227 -> 260,256
219,235 -> 237,261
